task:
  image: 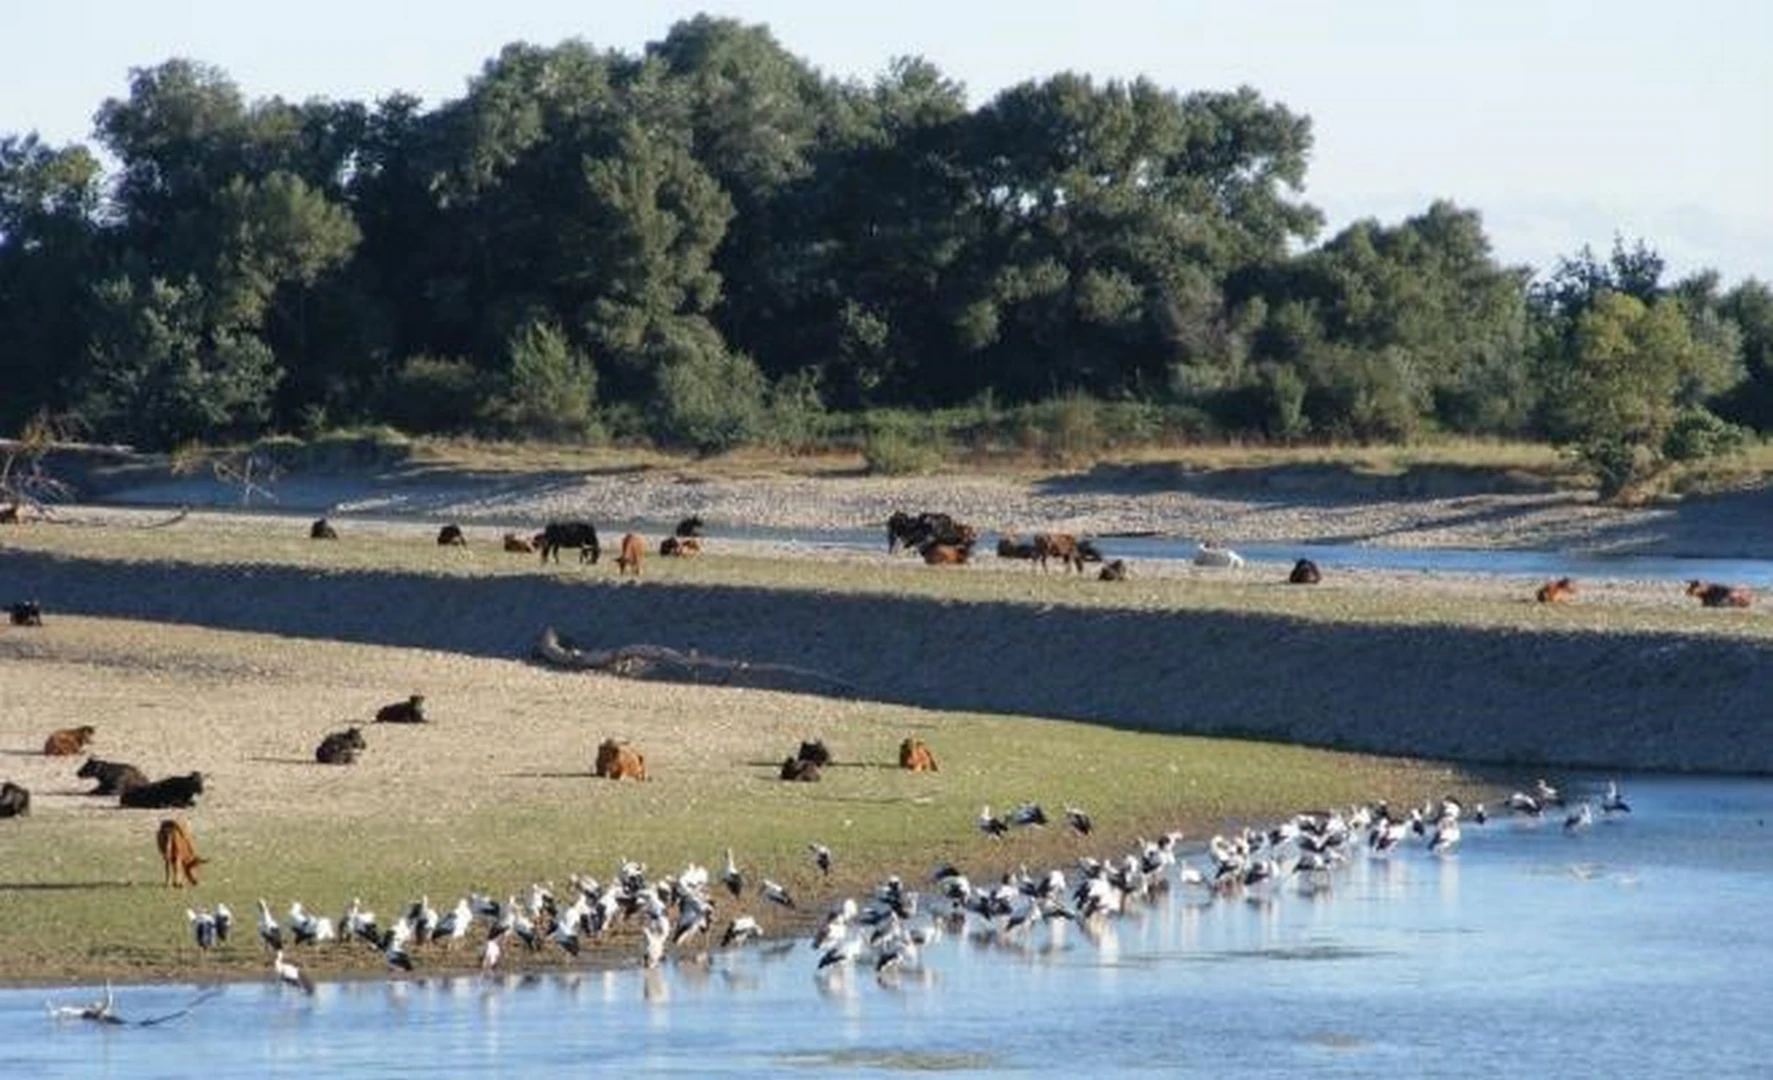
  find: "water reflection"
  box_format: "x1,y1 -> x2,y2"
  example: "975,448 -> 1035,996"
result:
12,775 -> 1773,1079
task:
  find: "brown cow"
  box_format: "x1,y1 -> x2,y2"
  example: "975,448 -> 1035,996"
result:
660,536 -> 702,558
594,739 -> 647,780
1032,533 -> 1093,573
310,517 -> 339,540
0,503 -> 21,524
921,540 -> 973,565
43,725 -> 96,756
0,781 -> 29,818
156,819 -> 205,887
1536,577 -> 1576,603
617,533 -> 645,576
437,523 -> 467,547
503,532 -> 536,554
1289,558 -> 1323,585
1687,580 -> 1753,608
1098,559 -> 1129,582
898,737 -> 939,772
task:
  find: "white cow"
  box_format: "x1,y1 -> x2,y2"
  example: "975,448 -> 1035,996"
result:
1192,542 -> 1245,568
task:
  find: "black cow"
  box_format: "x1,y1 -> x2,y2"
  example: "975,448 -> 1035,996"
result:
674,515 -> 706,538
119,772 -> 205,809
76,757 -> 148,796
887,511 -> 973,555
796,739 -> 833,767
437,523 -> 467,547
539,521 -> 602,564
9,600 -> 42,626
0,781 -> 29,818
310,518 -> 339,540
315,726 -> 367,765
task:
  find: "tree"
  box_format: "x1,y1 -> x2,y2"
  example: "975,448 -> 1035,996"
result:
1545,291 -> 1743,498
79,275 -> 282,447
489,317 -> 599,440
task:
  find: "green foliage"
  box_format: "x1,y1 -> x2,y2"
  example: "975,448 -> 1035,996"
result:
648,336 -> 767,454
79,276 -> 282,447
1547,291 -> 1744,498
487,318 -> 600,441
758,368 -> 833,454
380,355 -> 490,435
861,414 -> 945,475
1662,406 -> 1749,463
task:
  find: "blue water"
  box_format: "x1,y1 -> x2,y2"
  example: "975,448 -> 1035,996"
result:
10,775 -> 1773,1078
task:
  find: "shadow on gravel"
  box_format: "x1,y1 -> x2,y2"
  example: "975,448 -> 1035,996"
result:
4,549 -> 1771,774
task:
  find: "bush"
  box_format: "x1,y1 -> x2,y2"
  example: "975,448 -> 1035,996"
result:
380,356 -> 490,435
1662,407 -> 1749,463
649,343 -> 767,455
862,415 -> 945,475
488,318 -> 600,442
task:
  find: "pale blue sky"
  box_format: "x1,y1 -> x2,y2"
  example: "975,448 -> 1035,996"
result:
3,1 -> 1768,283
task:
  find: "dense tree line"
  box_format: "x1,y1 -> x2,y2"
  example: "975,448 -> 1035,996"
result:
1,16 -> 1768,491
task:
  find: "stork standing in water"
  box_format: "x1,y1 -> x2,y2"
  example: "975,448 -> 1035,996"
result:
1564,801 -> 1594,834
272,950 -> 315,995
1601,779 -> 1632,816
721,915 -> 762,948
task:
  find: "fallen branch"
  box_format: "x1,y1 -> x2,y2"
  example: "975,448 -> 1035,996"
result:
533,626 -> 856,697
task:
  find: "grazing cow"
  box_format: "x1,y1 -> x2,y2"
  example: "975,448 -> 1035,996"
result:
1289,558 -> 1323,585
888,511 -> 972,555
9,599 -> 42,626
539,521 -> 601,564
996,535 -> 1039,561
0,781 -> 29,818
660,536 -> 701,558
797,740 -> 833,767
315,726 -> 367,765
779,756 -> 821,782
374,694 -> 427,724
920,540 -> 973,565
1193,542 -> 1244,568
0,503 -> 21,524
1098,559 -> 1129,582
1687,579 -> 1753,608
43,725 -> 96,756
120,772 -> 204,809
674,515 -> 706,538
898,737 -> 939,773
594,739 -> 647,780
1032,532 -> 1091,573
1535,576 -> 1576,603
437,524 -> 467,547
156,819 -> 205,888
310,517 -> 338,540
502,532 -> 535,554
77,757 -> 148,796
617,533 -> 645,576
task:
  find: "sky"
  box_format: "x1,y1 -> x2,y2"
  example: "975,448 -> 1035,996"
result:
3,0 -> 1769,284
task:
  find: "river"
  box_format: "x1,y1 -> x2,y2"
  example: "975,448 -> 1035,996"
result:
8,773 -> 1771,1079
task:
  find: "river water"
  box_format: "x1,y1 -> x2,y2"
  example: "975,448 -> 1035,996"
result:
8,774 -> 1771,1079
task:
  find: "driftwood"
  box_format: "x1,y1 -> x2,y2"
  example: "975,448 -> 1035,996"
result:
533,627 -> 856,697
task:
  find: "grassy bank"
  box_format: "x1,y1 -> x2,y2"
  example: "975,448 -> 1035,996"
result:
0,614 -> 1474,986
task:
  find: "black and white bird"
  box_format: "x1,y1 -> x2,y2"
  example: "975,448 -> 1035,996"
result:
1011,802 -> 1049,828
720,915 -> 762,948
212,902 -> 233,944
1564,801 -> 1594,834
809,843 -> 833,877
1535,778 -> 1566,808
1064,805 -> 1094,836
187,908 -> 218,951
382,917 -> 415,972
288,901 -> 336,945
1601,779 -> 1632,815
978,806 -> 1010,839
761,879 -> 795,909
1505,790 -> 1544,817
256,899 -> 284,952
433,897 -> 473,949
272,950 -> 315,995
342,897 -> 380,947
722,847 -> 744,898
